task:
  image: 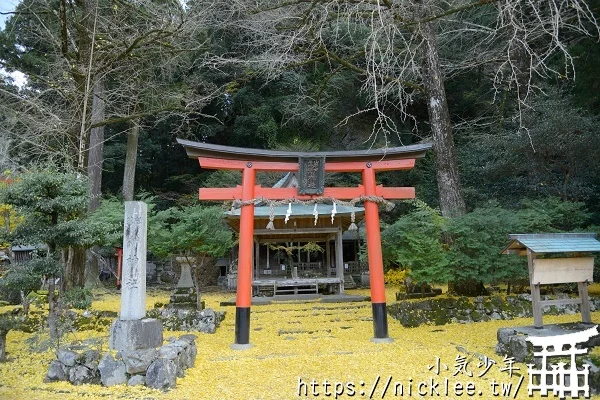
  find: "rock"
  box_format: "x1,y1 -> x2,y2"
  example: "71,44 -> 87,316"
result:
44,360 -> 68,382
179,346 -> 191,366
509,335 -> 530,362
495,342 -> 509,357
168,340 -> 188,350
79,350 -> 101,370
57,348 -> 79,367
175,355 -> 185,378
185,343 -> 197,368
198,322 -> 216,333
497,328 -> 516,345
68,365 -> 98,385
122,348 -> 158,374
145,358 -> 177,390
203,308 -> 215,320
158,345 -> 179,361
127,375 -> 146,387
98,353 -> 127,386
179,334 -> 197,344
490,312 -> 502,320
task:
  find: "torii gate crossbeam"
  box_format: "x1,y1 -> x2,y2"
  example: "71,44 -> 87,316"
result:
178,139 -> 431,348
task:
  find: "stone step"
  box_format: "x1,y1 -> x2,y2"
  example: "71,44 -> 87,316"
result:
344,274 -> 357,289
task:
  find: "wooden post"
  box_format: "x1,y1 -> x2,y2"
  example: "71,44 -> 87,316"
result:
266,243 -> 270,270
579,282 -> 592,323
326,240 -> 331,277
255,241 -> 259,277
528,249 -> 543,328
115,247 -> 123,289
335,226 -> 344,294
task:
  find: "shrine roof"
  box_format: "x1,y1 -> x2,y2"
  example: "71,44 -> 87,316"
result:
177,139 -> 431,162
502,233 -> 600,254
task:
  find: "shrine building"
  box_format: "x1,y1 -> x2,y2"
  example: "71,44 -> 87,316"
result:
224,172 -> 367,296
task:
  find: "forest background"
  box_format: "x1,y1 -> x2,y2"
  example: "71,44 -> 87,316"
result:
0,0 -> 600,297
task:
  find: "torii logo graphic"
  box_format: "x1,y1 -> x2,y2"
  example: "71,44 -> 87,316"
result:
526,326 -> 598,398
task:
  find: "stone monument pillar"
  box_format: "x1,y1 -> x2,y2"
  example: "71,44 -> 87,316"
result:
176,257 -> 195,289
168,257 -> 202,310
109,201 -> 163,351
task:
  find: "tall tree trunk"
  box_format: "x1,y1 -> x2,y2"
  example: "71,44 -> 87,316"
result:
48,218 -> 58,340
47,278 -> 58,340
420,20 -> 477,296
122,119 -> 140,201
62,246 -> 86,292
85,78 -> 105,287
20,290 -> 31,315
0,330 -> 7,362
420,21 -> 466,218
87,78 -> 105,212
3,211 -> 11,261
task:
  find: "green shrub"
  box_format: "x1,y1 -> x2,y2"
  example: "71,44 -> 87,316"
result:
381,200 -> 450,284
0,284 -> 20,305
382,197 -> 590,293
518,197 -> 590,232
62,287 -> 93,310
444,203 -> 527,285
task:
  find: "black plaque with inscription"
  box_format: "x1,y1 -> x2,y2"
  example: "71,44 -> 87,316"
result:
298,156 -> 325,195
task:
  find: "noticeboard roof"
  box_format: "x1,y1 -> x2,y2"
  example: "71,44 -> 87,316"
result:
502,233 -> 600,255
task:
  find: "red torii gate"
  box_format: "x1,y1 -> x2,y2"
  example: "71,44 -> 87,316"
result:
178,139 -> 431,348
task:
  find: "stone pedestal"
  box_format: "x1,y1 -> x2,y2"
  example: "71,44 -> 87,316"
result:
109,319 -> 163,351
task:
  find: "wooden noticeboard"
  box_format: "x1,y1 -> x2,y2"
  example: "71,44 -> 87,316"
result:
502,233 -> 600,329
532,257 -> 594,285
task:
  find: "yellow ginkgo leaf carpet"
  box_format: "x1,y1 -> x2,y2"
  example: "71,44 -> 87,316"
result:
1,288 -> 599,399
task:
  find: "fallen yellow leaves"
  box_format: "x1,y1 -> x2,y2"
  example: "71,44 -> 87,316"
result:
0,288 -> 599,399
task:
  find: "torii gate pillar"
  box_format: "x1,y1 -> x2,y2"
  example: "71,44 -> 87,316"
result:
362,166 -> 390,341
234,164 -> 256,348
177,139 -> 431,347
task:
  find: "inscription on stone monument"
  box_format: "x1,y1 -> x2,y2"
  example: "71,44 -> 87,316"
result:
120,201 -> 147,320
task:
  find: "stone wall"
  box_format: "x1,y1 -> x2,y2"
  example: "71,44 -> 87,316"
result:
387,294 -> 600,328
45,335 -> 197,389
146,307 -> 225,333
21,308 -> 225,334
